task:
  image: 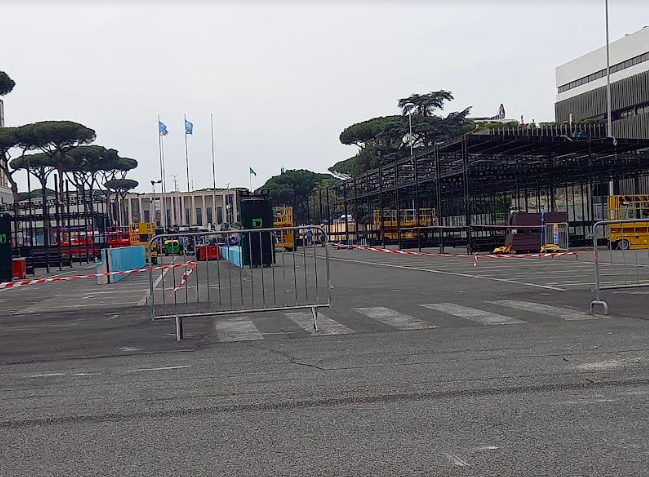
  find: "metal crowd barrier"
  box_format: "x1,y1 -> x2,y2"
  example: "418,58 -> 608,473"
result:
148,225 -> 332,340
590,218 -> 649,314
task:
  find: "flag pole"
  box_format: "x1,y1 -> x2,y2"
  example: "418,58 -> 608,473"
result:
157,115 -> 166,232
249,166 -> 253,192
210,113 -> 217,228
184,114 -> 191,192
161,135 -> 167,232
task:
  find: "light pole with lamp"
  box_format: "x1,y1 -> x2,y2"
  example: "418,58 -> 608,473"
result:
403,102 -> 418,239
404,102 -> 416,157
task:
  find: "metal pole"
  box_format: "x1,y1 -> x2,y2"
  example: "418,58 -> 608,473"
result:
158,115 -> 167,233
408,112 -> 414,157
605,0 -> 614,198
462,135 -> 472,253
157,114 -> 165,193
42,176 -> 51,273
379,166 -> 384,246
184,114 -> 191,192
343,183 -> 349,244
210,113 -> 217,229
54,174 -> 62,271
65,180 -> 72,266
605,0 -> 612,138
395,163 -> 401,250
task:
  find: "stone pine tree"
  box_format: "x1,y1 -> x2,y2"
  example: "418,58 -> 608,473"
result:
24,121 -> 96,195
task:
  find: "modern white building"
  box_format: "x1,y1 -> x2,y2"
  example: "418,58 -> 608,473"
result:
0,98 -> 13,204
116,188 -> 244,228
555,26 -> 649,139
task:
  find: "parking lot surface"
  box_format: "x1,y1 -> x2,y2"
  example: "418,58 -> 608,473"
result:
1,246 -> 648,476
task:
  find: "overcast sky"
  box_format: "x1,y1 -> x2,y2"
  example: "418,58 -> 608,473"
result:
3,0 -> 648,193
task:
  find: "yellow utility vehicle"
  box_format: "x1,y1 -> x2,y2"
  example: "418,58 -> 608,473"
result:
273,206 -> 295,251
129,222 -> 159,264
607,195 -> 649,250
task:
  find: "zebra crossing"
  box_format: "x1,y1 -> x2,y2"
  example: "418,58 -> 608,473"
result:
208,300 -> 610,343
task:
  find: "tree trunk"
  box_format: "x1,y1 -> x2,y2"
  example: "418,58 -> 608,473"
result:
0,155 -> 20,203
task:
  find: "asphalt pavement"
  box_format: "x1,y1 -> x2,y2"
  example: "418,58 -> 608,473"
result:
1,245 -> 648,476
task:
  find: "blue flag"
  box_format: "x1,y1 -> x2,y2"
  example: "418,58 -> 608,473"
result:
158,121 -> 168,136
185,119 -> 193,135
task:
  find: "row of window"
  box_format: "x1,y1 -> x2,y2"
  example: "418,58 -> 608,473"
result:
138,206 -> 229,226
616,102 -> 649,120
558,51 -> 649,94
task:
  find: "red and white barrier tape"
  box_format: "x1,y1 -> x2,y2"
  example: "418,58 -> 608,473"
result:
172,262 -> 197,293
333,243 -> 582,267
473,251 -> 580,266
0,261 -> 197,291
333,243 -> 470,260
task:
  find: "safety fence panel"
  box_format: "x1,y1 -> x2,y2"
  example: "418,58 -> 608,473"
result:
543,223 -> 570,250
590,219 -> 649,314
148,225 -> 331,340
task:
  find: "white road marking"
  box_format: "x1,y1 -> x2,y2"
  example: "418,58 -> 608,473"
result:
285,311 -> 354,336
30,373 -> 65,378
215,317 -> 264,342
126,365 -> 191,373
421,303 -> 524,325
119,347 -> 141,352
446,454 -> 470,467
74,372 -> 102,376
328,256 -> 566,291
353,307 -> 437,330
474,445 -> 500,451
138,259 -> 175,306
492,300 -> 599,321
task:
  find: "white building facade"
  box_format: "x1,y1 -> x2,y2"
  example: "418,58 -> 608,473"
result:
117,188 -> 242,229
0,98 -> 13,204
555,26 -> 649,139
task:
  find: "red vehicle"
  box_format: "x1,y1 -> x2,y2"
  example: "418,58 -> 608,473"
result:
107,226 -> 131,248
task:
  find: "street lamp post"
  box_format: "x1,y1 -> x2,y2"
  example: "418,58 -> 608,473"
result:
404,102 -> 415,157
605,0 -> 615,196
605,0 -> 612,138
151,180 -> 162,229
403,102 -> 418,232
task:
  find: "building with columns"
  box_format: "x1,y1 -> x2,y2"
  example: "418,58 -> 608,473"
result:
117,188 -> 244,229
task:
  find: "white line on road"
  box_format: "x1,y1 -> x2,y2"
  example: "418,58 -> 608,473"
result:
491,300 -> 600,321
353,307 -> 437,330
446,454 -> 470,467
30,373 -> 65,378
215,317 -> 264,342
328,256 -> 566,291
138,259 -> 174,306
125,365 -> 191,373
285,311 -> 354,336
421,303 -> 525,325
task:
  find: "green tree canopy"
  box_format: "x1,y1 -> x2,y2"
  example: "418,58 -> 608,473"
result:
20,121 -> 96,192
64,145 -> 123,190
0,71 -> 15,96
258,169 -> 334,214
65,145 -> 121,174
18,189 -> 55,201
397,90 -> 454,117
334,89 -> 473,176
104,178 -> 139,194
10,153 -> 67,189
